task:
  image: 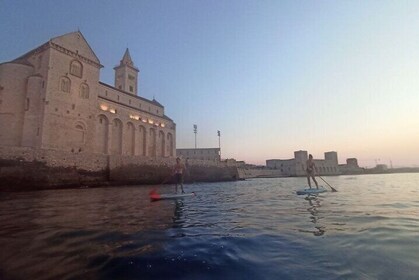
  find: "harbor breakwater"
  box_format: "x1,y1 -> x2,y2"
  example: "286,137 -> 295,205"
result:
237,168 -> 284,179
0,147 -> 238,191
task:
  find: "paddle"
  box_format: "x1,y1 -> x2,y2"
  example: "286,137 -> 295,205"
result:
160,174 -> 173,185
318,176 -> 337,192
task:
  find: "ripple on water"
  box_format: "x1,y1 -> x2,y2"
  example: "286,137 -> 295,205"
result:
1,174 -> 419,279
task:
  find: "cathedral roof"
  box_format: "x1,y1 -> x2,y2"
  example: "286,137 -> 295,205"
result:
8,57 -> 34,67
9,31 -> 103,69
50,31 -> 101,64
99,81 -> 163,108
152,98 -> 164,107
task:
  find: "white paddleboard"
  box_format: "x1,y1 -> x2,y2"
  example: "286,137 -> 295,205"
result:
150,191 -> 195,201
296,187 -> 327,195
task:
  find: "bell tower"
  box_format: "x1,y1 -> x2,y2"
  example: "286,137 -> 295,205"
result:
114,48 -> 139,95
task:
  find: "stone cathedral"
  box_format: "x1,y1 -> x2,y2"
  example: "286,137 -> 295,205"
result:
0,31 -> 176,158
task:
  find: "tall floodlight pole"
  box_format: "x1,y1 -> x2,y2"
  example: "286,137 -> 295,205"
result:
193,124 -> 197,149
217,130 -> 221,160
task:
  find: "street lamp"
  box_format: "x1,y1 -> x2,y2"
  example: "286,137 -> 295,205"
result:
193,124 -> 197,149
217,130 -> 221,160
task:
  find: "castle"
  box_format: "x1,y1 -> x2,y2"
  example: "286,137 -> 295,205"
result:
266,150 -> 363,176
266,150 -> 340,176
0,31 -> 176,157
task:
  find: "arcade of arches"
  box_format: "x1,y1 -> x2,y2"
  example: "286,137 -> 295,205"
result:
95,115 -> 174,157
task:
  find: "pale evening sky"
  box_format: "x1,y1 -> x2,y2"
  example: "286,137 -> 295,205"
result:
1,0 -> 419,167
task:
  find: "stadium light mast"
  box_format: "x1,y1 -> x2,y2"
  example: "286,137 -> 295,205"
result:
217,130 -> 221,160
193,124 -> 197,149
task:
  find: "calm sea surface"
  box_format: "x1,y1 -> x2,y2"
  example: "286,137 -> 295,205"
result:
0,173 -> 418,279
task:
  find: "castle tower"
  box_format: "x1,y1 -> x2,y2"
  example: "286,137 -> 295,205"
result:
294,150 -> 308,163
114,48 -> 139,95
293,150 -> 308,176
346,158 -> 358,167
325,151 -> 338,164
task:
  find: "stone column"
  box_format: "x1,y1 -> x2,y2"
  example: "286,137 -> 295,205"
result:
132,126 -> 136,156
107,122 -> 112,155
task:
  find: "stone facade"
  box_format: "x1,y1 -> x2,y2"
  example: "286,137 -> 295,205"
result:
0,146 -> 238,190
0,31 -> 240,190
0,31 -> 175,158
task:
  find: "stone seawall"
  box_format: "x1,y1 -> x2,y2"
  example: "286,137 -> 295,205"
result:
108,156 -> 238,184
237,168 -> 285,179
0,147 -> 109,190
0,147 -> 238,191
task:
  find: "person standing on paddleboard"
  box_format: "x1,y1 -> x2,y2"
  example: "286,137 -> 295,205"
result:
173,157 -> 186,194
303,154 -> 319,189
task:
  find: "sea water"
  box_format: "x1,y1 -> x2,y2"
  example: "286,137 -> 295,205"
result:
0,173 -> 418,279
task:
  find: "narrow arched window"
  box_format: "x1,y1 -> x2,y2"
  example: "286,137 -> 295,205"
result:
75,123 -> 85,143
70,60 -> 83,77
79,83 -> 89,99
60,77 -> 71,93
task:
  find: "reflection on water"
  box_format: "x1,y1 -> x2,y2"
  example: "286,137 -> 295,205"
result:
1,173 -> 419,279
299,195 -> 325,236
173,200 -> 184,224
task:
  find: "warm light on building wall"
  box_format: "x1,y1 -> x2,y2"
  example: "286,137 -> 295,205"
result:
130,114 -> 140,120
100,104 -> 116,114
101,107 -> 165,127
